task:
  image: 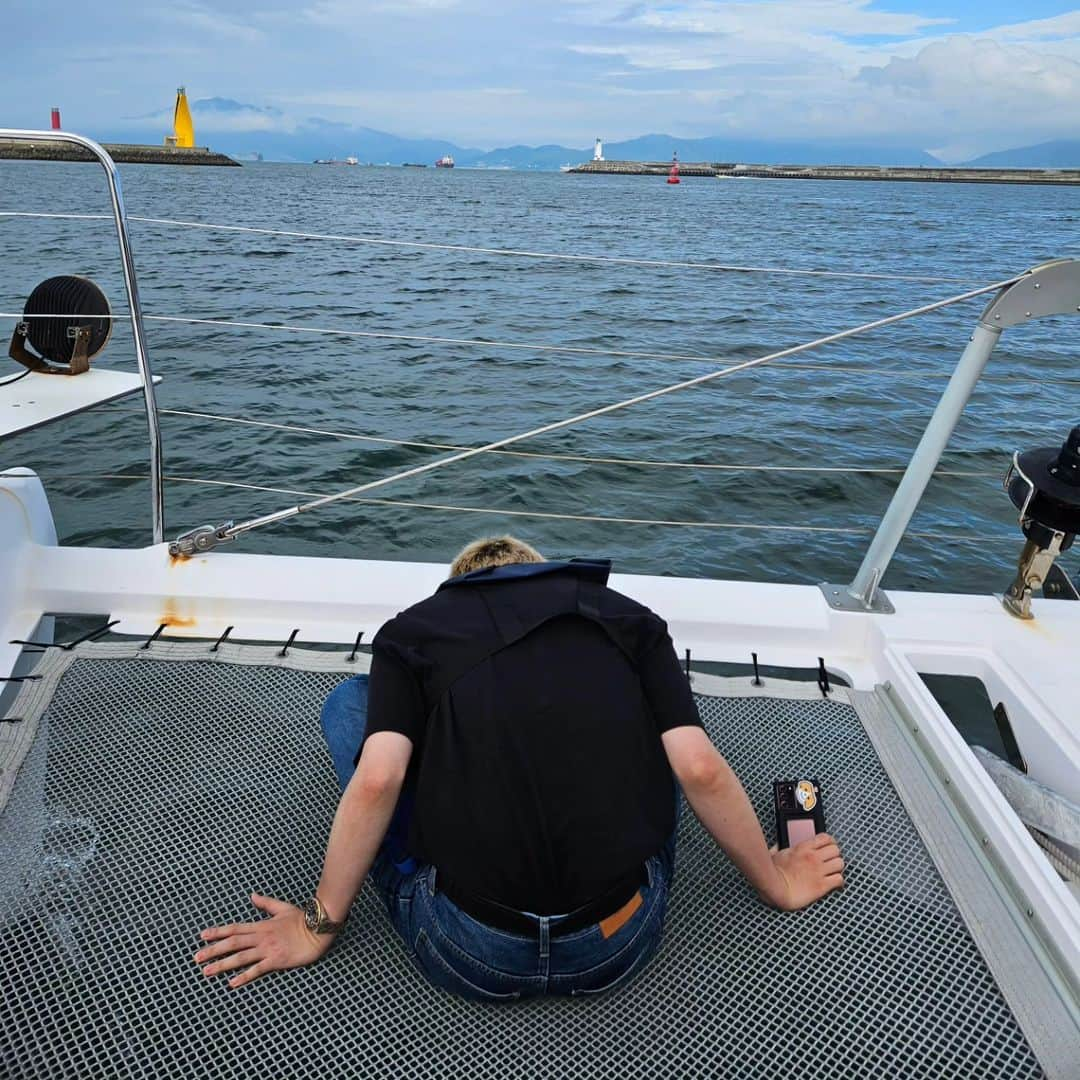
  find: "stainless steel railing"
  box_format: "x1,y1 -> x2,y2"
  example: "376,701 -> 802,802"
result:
838,258 -> 1080,611
0,129 -> 164,543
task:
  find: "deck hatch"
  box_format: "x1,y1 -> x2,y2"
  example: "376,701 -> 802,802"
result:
0,644 -> 1046,1078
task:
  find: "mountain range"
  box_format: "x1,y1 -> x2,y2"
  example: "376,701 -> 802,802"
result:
108,98 -> 1080,170
964,141 -> 1080,168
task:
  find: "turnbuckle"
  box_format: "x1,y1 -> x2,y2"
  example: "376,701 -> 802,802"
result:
168,521 -> 235,558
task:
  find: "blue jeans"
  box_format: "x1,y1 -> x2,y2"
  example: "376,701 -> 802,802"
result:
320,675 -> 676,1002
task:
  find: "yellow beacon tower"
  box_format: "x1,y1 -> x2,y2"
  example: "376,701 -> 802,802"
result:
165,87 -> 195,148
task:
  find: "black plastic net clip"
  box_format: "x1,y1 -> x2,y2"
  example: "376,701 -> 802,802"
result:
279,629 -> 300,658
817,657 -> 832,697
751,652 -> 763,687
1,716 -> 23,724
0,674 -> 42,683
8,640 -> 49,653
13,620 -> 118,652
210,626 -> 234,654
346,631 -> 364,663
685,648 -> 692,683
140,624 -> 166,651
62,620 -> 120,650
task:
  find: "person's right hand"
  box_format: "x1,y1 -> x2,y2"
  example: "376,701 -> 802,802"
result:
765,833 -> 845,911
194,893 -> 334,989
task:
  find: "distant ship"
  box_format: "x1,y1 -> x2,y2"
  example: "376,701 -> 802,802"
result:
435,155 -> 454,168
313,156 -> 359,166
402,162 -> 428,168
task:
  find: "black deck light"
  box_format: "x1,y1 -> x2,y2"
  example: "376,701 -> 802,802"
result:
8,275 -> 112,375
1002,426 -> 1080,618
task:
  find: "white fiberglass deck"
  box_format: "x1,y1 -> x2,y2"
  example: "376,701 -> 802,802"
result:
1,642 -> 1069,1078
0,369 -> 159,438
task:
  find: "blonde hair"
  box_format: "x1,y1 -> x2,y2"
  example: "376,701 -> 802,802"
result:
449,535 -> 544,578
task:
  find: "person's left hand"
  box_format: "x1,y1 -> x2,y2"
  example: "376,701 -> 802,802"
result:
195,892 -> 336,988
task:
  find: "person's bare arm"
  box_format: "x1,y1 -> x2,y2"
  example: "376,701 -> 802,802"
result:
662,725 -> 844,911
195,731 -> 413,987
314,730 -> 413,919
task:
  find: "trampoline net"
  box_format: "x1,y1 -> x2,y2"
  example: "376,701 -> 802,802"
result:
0,647 -> 1043,1079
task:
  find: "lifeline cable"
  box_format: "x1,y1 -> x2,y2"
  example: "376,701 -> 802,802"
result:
53,471 -> 1017,544
201,273 -> 1021,547
158,409 -> 1000,477
0,311 -> 949,372
0,211 -> 983,285
5,316 -> 1073,386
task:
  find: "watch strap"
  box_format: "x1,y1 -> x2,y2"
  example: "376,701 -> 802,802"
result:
304,895 -> 347,934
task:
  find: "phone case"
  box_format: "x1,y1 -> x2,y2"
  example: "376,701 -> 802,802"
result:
773,779 -> 826,849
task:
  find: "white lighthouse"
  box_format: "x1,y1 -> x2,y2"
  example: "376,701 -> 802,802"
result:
593,138 -> 604,162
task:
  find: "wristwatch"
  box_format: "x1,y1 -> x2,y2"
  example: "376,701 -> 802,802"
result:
302,896 -> 347,935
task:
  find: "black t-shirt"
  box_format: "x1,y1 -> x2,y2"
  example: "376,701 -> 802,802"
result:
365,561 -> 703,913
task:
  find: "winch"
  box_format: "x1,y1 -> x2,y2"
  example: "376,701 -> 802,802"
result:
1002,425 -> 1080,618
8,275 -> 112,375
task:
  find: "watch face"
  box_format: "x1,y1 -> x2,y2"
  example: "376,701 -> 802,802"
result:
302,899 -> 318,930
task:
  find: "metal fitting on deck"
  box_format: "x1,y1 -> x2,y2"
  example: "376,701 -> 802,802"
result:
168,522 -> 235,558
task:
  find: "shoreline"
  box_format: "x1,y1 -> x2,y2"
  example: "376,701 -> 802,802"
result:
569,160 -> 1080,185
0,140 -> 240,167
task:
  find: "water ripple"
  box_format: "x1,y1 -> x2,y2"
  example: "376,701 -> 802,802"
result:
1,160 -> 1077,591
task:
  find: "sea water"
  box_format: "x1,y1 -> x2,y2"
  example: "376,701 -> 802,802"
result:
1,160 -> 1077,595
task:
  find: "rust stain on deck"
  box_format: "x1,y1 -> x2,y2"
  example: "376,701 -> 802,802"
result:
168,553 -> 209,568
160,601 -> 197,629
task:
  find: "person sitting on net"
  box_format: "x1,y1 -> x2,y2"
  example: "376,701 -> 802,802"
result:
195,536 -> 844,997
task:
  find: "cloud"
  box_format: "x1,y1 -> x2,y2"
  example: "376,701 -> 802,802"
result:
563,1 -> 958,82
131,97 -> 299,134
154,2 -> 265,44
4,1 -> 1080,155
569,44 -> 720,72
556,3 -> 1080,156
856,35 -> 1080,158
989,12 -> 1080,44
597,0 -> 951,39
275,87 -> 585,142
304,0 -> 460,25
191,99 -> 298,133
860,36 -> 1080,102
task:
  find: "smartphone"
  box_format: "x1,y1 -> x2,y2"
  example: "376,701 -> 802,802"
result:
773,779 -> 826,849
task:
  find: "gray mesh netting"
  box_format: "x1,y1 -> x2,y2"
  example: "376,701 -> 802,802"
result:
0,651 -> 1043,1078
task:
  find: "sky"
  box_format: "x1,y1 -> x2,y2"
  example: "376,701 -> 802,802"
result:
4,1 -> 1080,159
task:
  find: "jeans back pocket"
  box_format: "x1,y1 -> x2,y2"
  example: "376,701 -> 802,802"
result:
413,929 -> 522,1004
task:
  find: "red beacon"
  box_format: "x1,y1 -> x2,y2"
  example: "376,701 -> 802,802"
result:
667,152 -> 680,185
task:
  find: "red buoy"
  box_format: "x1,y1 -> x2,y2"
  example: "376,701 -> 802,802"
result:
667,151 -> 680,184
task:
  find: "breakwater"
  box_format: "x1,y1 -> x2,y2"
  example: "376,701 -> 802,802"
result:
570,160 -> 1080,185
572,160 -> 720,177
0,140 -> 240,167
